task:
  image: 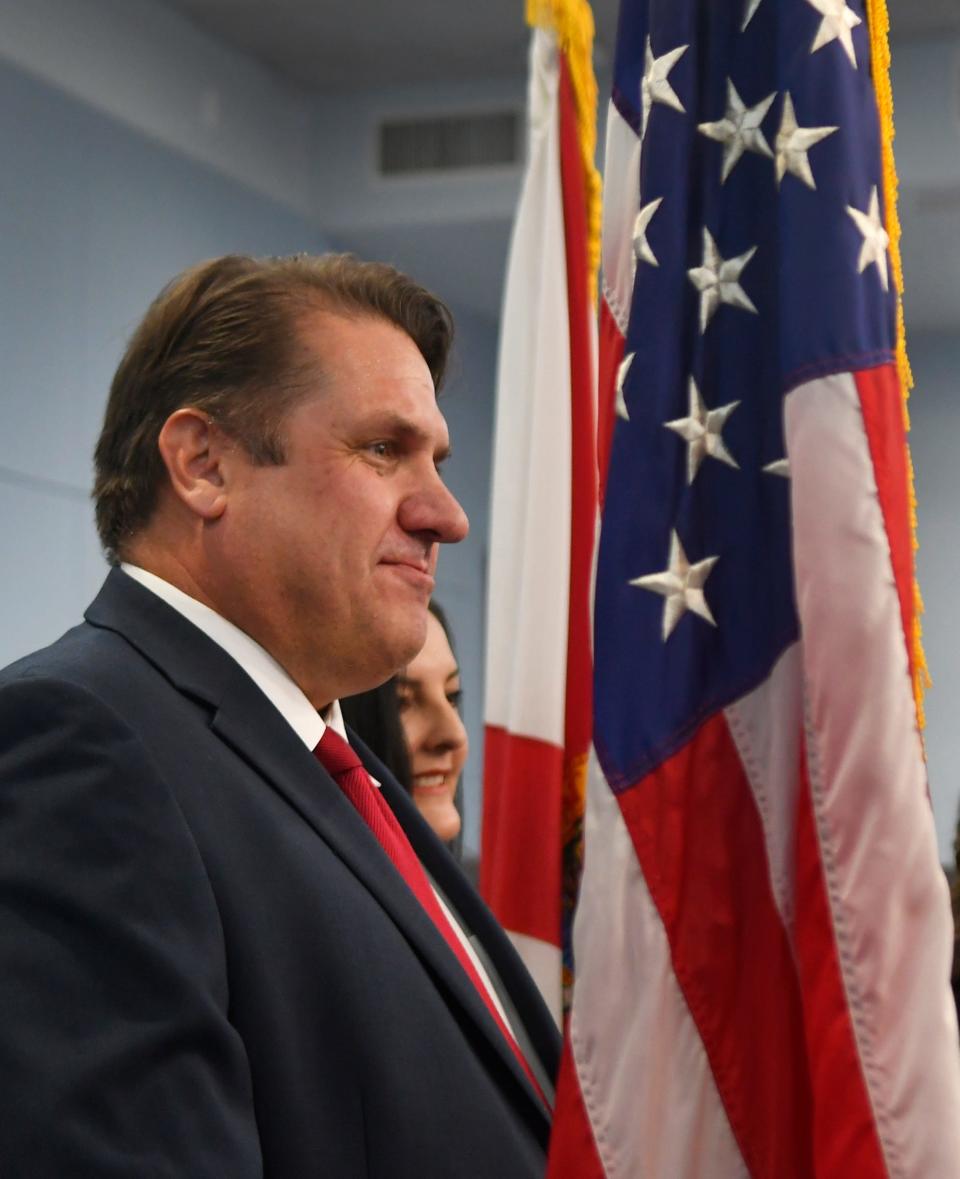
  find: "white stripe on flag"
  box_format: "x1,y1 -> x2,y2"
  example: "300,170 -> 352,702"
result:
786,371 -> 960,1175
725,643 -> 804,940
600,102 -> 641,338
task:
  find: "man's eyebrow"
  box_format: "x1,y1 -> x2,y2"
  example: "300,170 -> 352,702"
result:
364,414 -> 451,460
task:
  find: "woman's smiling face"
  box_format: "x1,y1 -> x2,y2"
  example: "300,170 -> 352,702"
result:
396,610 -> 467,842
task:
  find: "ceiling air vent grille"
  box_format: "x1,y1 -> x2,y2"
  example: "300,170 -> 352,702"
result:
378,111 -> 521,176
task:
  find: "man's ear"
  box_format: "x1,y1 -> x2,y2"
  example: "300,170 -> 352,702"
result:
156,409 -> 231,521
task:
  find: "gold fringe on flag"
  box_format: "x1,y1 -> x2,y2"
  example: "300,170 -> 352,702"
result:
865,0 -> 930,729
526,0 -> 602,305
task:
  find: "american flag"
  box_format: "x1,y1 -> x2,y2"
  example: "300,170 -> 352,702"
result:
547,0 -> 960,1175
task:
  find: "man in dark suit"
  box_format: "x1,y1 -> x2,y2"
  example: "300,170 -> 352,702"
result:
0,254 -> 560,1176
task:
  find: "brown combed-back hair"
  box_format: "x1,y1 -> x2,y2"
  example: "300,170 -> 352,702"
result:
93,253 -> 454,562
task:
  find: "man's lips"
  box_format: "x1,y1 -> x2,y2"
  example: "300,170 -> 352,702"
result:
379,559 -> 434,591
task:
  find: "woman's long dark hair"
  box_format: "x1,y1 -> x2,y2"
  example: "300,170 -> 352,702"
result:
340,677 -> 413,790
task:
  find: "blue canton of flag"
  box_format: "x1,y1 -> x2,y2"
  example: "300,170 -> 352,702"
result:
594,0 -> 896,791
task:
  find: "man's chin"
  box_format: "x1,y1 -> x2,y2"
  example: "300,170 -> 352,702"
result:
388,626 -> 429,673
350,616 -> 428,690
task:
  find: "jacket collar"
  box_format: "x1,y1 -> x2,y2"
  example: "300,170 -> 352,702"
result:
85,568 -> 552,1126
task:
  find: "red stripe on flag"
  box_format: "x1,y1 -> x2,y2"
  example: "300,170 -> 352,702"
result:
557,53 -> 596,766
615,713 -> 814,1177
480,726 -> 563,946
794,738 -> 889,1175
545,1037 -> 607,1179
854,363 -> 916,693
597,298 -> 625,502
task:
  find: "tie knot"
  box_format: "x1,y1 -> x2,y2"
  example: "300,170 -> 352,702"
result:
313,726 -> 363,780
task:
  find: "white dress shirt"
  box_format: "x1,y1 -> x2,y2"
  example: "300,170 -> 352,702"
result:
120,563 -> 517,1036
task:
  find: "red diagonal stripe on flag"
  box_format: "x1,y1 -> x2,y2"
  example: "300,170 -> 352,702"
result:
794,739 -> 888,1176
855,365 -> 916,693
616,714 -> 814,1177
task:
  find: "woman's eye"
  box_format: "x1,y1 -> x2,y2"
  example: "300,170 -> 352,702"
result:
447,689 -> 463,709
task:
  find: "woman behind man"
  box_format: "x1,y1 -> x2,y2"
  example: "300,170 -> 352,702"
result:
341,601 -> 467,845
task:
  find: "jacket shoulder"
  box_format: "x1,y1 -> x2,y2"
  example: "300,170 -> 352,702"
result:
2,617 -> 133,686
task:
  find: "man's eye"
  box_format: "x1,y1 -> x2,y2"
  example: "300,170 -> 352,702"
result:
369,441 -> 392,458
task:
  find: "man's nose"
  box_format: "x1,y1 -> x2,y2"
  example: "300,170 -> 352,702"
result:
401,474 -> 469,544
438,484 -> 469,544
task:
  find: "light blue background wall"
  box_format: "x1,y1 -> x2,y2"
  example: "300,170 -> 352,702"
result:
429,307 -> 497,854
0,57 -> 331,667
0,44 -> 501,855
904,332 -> 960,859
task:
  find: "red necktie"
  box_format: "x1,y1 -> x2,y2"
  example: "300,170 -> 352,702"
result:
313,726 -> 544,1103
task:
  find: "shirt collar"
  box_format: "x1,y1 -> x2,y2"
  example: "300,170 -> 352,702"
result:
120,563 -> 345,750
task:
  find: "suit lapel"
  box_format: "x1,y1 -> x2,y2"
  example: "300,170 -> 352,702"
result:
85,570 -> 551,1126
371,751 -> 561,1110
212,686 -> 550,1122
352,742 -> 556,1121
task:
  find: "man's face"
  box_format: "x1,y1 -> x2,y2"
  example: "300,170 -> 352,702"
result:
212,311 -> 468,706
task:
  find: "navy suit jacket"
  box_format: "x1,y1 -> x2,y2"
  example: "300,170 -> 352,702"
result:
0,569 -> 560,1177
